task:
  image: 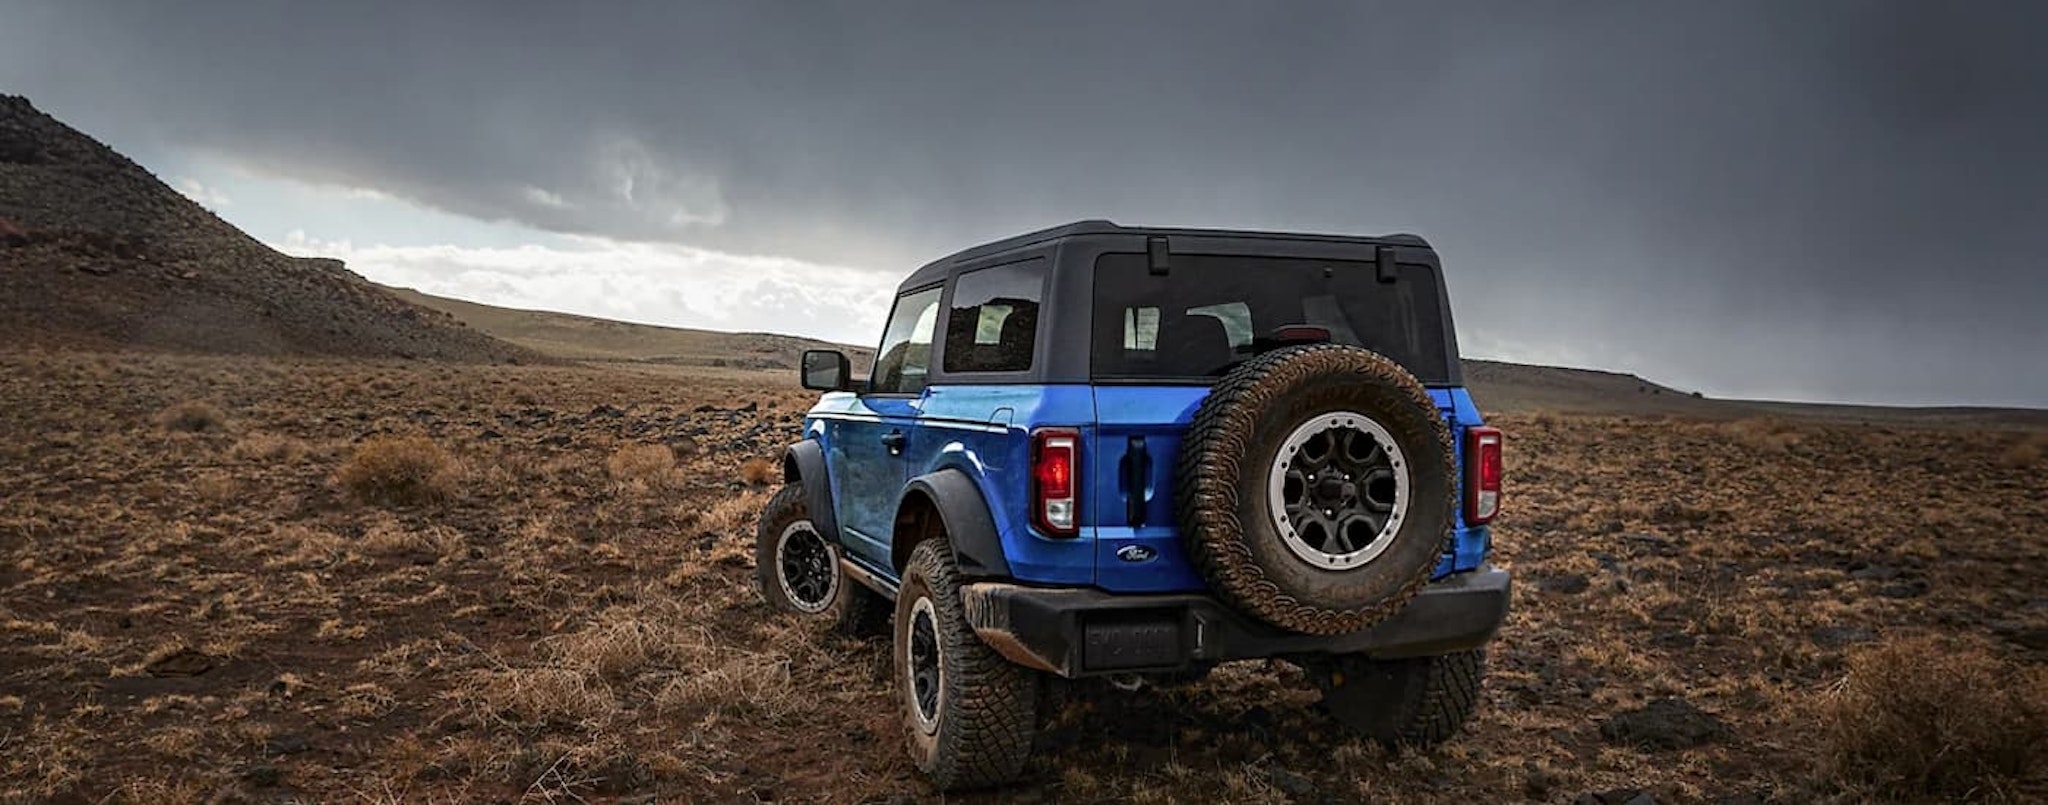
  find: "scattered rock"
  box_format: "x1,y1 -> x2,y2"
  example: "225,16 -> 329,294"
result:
1600,698 -> 1728,750
145,647 -> 215,677
1574,789 -> 1653,805
1847,563 -> 1901,581
264,733 -> 311,755
1809,626 -> 1878,648
238,764 -> 281,788
1269,768 -> 1317,798
1538,572 -> 1591,595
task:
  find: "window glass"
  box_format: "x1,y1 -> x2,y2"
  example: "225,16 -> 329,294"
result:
1090,253 -> 1451,382
869,286 -> 944,393
943,259 -> 1045,373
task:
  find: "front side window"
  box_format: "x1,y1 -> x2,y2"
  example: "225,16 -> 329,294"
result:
869,286 -> 943,394
943,259 -> 1046,373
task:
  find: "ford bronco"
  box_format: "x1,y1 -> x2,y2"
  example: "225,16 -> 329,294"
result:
755,220 -> 1509,789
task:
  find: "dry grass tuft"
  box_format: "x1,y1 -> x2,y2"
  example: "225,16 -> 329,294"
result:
229,432 -> 307,462
1999,433 -> 2045,469
606,443 -> 677,489
738,457 -> 778,487
1722,417 -> 1804,454
1816,636 -> 2048,799
337,435 -> 462,506
155,400 -> 227,433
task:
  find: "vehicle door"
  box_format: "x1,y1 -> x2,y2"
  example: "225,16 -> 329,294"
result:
827,284 -> 944,566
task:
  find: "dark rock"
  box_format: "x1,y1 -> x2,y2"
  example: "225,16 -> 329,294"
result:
264,733 -> 311,755
1600,698 -> 1727,750
238,764 -> 281,788
1649,631 -> 1697,649
1524,767 -> 1561,798
1848,563 -> 1901,581
77,263 -> 115,276
1538,572 -> 1591,595
589,404 -> 625,418
477,429 -> 503,440
738,401 -> 759,413
1269,768 -> 1316,798
1993,624 -> 2048,651
1877,581 -> 1929,599
1809,626 -> 1878,648
1574,789 -> 1652,805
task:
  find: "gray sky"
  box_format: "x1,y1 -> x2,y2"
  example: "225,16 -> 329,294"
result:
4,1 -> 2045,406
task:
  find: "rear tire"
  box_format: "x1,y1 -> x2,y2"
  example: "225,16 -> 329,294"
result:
894,540 -> 1039,790
753,485 -> 886,636
1313,650 -> 1484,746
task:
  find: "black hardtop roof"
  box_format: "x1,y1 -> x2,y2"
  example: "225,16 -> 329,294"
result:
899,220 -> 1434,291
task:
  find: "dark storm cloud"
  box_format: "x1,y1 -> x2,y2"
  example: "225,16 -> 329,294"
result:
4,1 -> 2046,405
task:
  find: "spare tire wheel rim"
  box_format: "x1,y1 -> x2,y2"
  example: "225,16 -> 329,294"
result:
775,520 -> 838,614
1268,410 -> 1409,570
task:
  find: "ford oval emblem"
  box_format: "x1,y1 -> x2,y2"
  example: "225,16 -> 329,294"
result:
1116,544 -> 1157,563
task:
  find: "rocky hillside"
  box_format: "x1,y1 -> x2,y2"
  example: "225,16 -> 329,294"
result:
383,286 -> 873,371
0,95 -> 533,362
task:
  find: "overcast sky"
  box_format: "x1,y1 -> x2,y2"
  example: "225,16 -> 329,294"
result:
4,1 -> 2045,406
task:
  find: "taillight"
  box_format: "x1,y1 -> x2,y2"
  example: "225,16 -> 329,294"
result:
1465,426 -> 1503,525
1031,428 -> 1080,537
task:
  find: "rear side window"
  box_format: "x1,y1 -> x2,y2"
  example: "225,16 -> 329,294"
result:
1090,253 -> 1452,383
943,259 -> 1045,373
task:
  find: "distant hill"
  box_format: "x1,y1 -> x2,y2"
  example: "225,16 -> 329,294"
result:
382,286 -> 874,371
0,95 -> 533,363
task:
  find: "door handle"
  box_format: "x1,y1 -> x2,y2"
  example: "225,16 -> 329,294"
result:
880,430 -> 907,454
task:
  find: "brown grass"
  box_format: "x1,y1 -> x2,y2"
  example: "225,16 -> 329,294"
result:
154,400 -> 226,433
606,442 -> 677,489
1816,636 -> 2048,800
738,456 -> 778,486
336,435 -> 462,505
229,432 -> 307,462
6,351 -> 2046,803
2001,433 -> 2046,469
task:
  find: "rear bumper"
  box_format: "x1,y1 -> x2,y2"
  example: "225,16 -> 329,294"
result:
959,566 -> 1511,678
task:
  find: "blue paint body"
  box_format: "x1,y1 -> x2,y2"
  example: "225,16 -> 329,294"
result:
804,382 -> 1491,592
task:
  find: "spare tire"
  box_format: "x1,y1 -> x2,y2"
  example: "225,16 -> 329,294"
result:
1176,344 -> 1454,635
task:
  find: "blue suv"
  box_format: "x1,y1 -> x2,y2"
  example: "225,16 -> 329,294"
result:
755,220 -> 1509,789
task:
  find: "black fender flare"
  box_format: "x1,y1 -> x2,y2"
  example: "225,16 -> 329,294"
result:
894,469 -> 1013,580
781,440 -> 842,544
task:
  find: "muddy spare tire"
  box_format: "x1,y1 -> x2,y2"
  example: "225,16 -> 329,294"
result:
1177,344 -> 1454,636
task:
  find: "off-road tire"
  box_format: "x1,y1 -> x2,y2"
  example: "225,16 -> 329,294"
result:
753,485 -> 886,636
1314,650 -> 1484,746
894,539 -> 1039,790
1177,344 -> 1456,635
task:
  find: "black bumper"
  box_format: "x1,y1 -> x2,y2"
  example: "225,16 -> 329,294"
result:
959,566 -> 1511,678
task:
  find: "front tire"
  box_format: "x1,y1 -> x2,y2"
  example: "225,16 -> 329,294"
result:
894,540 -> 1039,790
753,485 -> 885,636
1313,650 -> 1485,747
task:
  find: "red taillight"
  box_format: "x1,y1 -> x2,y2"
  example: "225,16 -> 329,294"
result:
1032,428 -> 1079,536
1466,426 -> 1503,525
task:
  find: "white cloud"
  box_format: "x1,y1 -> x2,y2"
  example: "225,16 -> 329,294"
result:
174,176 -> 232,209
521,186 -> 570,209
274,232 -> 894,346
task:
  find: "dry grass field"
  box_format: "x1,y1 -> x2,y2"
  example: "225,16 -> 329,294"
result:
3,348 -> 2045,804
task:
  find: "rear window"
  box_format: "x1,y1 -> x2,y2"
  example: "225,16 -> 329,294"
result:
1091,252 -> 1452,383
943,259 -> 1045,373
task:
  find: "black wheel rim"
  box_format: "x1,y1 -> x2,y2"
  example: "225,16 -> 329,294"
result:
775,522 -> 836,612
908,596 -> 942,733
1269,411 -> 1409,569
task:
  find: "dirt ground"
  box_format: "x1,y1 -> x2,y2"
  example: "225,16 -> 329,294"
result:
3,349 -> 2044,804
